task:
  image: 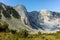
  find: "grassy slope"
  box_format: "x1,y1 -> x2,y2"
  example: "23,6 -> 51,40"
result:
0,21 -> 60,40
0,31 -> 60,40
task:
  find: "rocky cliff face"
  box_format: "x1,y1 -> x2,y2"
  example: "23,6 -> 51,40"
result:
0,3 -> 35,34
0,3 -> 60,33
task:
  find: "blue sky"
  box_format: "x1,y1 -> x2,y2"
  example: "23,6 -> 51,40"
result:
0,0 -> 60,12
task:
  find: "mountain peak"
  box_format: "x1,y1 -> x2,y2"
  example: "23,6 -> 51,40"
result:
40,9 -> 49,12
15,5 -> 26,10
40,9 -> 51,16
0,2 -> 5,5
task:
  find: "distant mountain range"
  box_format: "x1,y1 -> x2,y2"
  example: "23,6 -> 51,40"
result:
0,3 -> 60,34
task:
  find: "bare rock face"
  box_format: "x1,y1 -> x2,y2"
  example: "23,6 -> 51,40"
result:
14,5 -> 28,25
0,3 -> 60,33
27,9 -> 60,33
38,9 -> 60,33
0,3 -> 34,33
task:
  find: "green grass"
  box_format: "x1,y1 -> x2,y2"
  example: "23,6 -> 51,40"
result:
0,31 -> 60,40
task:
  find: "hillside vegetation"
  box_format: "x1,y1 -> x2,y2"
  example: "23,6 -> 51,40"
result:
0,21 -> 60,40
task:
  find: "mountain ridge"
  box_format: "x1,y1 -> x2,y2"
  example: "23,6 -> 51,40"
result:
0,3 -> 60,34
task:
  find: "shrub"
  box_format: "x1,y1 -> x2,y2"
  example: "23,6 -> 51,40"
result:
10,30 -> 16,34
38,32 -> 42,35
1,21 -> 9,28
17,29 -> 29,38
0,21 -> 9,32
